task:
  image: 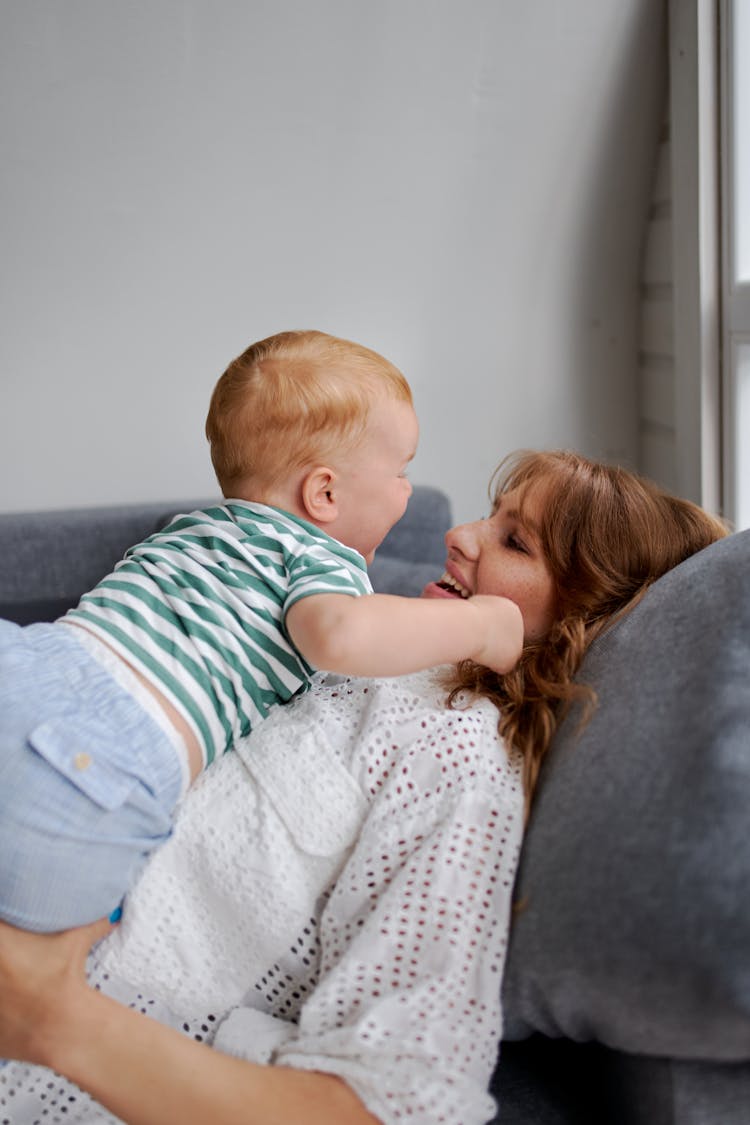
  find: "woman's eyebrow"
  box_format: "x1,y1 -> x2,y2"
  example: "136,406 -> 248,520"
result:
495,496 -> 522,523
500,496 -> 543,540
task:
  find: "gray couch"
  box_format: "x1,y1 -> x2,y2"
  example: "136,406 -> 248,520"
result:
1,486 -> 749,1124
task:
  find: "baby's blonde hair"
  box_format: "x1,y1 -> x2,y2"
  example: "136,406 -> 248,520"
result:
206,330 -> 412,497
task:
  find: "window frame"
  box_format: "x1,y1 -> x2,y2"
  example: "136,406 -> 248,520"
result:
668,0 -> 722,515
720,0 -> 750,529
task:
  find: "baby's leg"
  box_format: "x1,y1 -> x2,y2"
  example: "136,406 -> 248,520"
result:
0,620 -> 184,932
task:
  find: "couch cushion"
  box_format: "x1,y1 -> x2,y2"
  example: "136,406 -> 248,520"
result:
0,487 -> 451,623
501,528 -> 750,1060
0,499 -> 215,618
492,1041 -> 750,1125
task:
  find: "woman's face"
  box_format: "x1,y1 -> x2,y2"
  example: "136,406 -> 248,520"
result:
422,485 -> 557,642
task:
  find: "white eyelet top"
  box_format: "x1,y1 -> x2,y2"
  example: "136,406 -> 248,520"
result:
0,669 -> 524,1125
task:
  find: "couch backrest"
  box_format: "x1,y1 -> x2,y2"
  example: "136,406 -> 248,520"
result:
0,485 -> 452,622
502,528 -> 750,1064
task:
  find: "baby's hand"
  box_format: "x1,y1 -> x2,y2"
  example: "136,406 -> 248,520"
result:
467,595 -> 524,674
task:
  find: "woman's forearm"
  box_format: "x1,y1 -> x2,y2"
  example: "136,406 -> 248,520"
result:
0,918 -> 379,1125
50,986 -> 380,1125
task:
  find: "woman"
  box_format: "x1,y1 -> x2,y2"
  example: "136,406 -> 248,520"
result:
0,451 -> 727,1125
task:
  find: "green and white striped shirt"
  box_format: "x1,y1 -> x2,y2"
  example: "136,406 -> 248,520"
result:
65,502 -> 372,769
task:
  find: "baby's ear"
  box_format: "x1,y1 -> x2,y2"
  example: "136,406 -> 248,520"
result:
301,466 -> 339,524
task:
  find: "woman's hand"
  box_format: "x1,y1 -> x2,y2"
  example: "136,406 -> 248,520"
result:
0,916 -> 112,1067
0,918 -> 380,1124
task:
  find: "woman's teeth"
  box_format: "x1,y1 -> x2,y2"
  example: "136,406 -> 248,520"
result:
437,572 -> 471,598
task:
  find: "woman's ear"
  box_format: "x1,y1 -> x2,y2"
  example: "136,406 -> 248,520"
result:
301,466 -> 339,525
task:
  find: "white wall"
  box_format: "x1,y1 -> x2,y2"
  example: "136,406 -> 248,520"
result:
0,0 -> 665,524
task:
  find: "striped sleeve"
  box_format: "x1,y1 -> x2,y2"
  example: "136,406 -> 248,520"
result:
64,504 -> 373,768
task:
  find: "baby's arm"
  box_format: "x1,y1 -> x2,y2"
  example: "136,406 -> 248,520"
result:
285,592 -> 523,677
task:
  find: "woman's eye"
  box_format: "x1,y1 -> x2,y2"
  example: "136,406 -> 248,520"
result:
507,533 -> 528,553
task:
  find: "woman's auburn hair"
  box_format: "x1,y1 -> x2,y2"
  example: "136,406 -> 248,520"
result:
205,329 -> 412,496
445,449 -> 729,811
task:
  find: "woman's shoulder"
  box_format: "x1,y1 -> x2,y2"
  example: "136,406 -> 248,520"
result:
310,669 -> 521,800
236,668 -> 520,806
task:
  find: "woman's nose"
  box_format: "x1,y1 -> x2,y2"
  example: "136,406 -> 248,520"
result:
445,519 -> 482,559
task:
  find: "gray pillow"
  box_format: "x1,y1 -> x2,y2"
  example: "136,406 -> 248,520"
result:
501,528 -> 750,1060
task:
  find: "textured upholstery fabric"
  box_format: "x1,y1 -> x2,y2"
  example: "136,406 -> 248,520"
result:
0,486 -> 452,621
0,499 -> 214,621
496,529 -> 750,1121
